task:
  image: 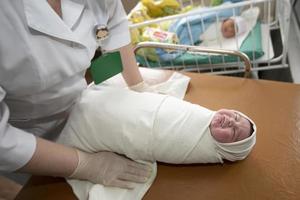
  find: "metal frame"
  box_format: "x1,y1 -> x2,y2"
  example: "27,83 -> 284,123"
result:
134,42 -> 252,77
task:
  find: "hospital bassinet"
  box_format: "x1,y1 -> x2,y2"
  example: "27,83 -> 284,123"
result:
129,0 -> 291,76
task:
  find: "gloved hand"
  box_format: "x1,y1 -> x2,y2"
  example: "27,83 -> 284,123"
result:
69,150 -> 152,189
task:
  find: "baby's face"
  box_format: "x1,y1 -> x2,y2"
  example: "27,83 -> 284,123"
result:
221,19 -> 235,38
210,109 -> 251,143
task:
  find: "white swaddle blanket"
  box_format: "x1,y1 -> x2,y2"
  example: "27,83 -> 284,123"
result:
199,7 -> 260,50
58,87 -> 220,200
58,84 -> 256,200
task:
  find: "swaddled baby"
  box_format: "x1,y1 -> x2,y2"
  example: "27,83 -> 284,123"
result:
59,86 -> 256,164
58,86 -> 256,200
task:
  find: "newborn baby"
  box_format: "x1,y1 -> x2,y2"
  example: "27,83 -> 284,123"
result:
59,86 -> 256,164
221,16 -> 247,38
210,109 -> 252,143
58,86 -> 257,200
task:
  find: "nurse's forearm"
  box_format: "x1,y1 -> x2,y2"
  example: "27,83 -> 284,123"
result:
119,43 -> 143,86
17,137 -> 78,177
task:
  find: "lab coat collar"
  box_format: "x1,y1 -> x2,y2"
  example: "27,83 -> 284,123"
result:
23,0 -> 86,45
61,0 -> 85,29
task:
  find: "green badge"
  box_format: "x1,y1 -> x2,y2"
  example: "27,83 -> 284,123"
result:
90,51 -> 123,84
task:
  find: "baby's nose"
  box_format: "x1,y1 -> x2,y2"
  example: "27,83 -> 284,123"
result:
229,118 -> 235,126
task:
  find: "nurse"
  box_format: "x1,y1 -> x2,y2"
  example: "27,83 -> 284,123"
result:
0,0 -> 152,199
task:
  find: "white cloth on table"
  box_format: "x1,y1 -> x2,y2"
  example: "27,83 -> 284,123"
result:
101,68 -> 190,99
58,71 -> 192,200
58,87 -> 222,200
58,71 -> 256,199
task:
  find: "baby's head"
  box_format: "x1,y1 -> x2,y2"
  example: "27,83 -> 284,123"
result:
210,109 -> 253,143
221,16 -> 247,38
221,19 -> 235,38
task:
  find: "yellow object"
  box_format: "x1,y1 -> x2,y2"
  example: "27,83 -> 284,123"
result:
141,0 -> 180,18
128,3 -> 152,24
128,2 -> 158,45
130,28 -> 141,45
180,5 -> 195,13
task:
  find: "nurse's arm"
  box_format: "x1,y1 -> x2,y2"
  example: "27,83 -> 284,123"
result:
17,137 -> 78,177
119,43 -> 143,86
0,86 -> 77,176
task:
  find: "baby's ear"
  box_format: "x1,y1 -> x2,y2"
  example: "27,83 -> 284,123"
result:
249,121 -> 254,136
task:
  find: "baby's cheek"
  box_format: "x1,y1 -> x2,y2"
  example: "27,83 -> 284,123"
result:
211,129 -> 231,143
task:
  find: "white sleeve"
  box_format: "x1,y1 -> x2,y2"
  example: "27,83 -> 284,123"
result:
0,86 -> 36,172
100,0 -> 131,51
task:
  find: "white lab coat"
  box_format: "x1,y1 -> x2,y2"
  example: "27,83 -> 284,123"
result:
0,0 -> 131,171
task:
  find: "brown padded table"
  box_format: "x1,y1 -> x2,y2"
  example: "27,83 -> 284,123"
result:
16,72 -> 300,200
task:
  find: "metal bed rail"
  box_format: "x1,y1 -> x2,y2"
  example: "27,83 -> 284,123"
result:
134,42 -> 252,78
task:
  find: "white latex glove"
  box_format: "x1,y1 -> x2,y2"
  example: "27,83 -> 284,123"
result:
69,150 -> 152,189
